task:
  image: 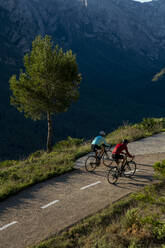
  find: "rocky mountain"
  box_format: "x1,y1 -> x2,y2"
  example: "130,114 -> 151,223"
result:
0,0 -> 165,159
0,0 -> 165,63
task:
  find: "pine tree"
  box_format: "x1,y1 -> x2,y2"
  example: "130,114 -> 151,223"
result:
9,35 -> 82,153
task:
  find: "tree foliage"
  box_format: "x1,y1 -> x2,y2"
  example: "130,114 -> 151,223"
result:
9,35 -> 82,152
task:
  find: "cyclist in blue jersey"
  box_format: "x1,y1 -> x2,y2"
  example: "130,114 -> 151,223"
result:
91,131 -> 110,161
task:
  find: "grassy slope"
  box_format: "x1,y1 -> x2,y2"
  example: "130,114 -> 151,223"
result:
0,137 -> 90,200
0,117 -> 164,202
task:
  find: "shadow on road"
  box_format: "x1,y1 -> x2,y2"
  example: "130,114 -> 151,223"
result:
136,163 -> 153,167
108,172 -> 153,190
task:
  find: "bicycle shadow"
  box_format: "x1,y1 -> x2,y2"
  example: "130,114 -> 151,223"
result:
90,166 -> 112,178
136,162 -> 153,167
110,172 -> 154,190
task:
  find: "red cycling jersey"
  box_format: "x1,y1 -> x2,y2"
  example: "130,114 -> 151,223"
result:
112,143 -> 132,157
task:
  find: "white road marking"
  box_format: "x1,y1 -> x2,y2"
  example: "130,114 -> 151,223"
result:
41,200 -> 59,209
124,169 -> 140,175
80,181 -> 101,190
0,221 -> 18,231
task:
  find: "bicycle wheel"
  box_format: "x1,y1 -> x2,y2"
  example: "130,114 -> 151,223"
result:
103,151 -> 113,167
106,166 -> 119,184
123,161 -> 136,177
85,156 -> 97,172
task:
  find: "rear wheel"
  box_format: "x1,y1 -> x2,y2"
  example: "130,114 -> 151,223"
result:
124,161 -> 136,177
85,156 -> 97,172
107,167 -> 119,184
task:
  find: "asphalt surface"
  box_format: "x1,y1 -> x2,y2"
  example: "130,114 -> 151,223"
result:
0,133 -> 165,248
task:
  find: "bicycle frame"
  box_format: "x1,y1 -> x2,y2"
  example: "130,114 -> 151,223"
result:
85,145 -> 113,172
95,145 -> 112,159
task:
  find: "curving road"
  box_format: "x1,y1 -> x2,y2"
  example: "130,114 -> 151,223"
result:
0,133 -> 165,248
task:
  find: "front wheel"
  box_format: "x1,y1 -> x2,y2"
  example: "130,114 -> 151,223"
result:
124,161 -> 136,177
106,167 -> 119,184
85,156 -> 97,172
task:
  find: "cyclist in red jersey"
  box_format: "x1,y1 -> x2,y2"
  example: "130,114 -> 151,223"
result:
112,139 -> 134,166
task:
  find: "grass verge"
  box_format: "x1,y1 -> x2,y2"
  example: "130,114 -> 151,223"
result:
0,137 -> 90,201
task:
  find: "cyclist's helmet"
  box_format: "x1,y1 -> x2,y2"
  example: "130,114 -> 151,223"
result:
99,131 -> 106,136
123,139 -> 129,144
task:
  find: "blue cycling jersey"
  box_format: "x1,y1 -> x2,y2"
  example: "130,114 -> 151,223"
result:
91,136 -> 109,146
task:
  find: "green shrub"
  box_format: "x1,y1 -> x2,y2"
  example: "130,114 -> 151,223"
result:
154,160 -> 165,179
123,208 -> 140,229
128,241 -> 142,248
131,185 -> 156,204
9,172 -> 20,181
153,223 -> 165,240
140,118 -> 156,131
140,214 -> 160,226
28,150 -> 43,159
0,160 -> 18,168
140,118 -> 164,133
54,136 -> 83,150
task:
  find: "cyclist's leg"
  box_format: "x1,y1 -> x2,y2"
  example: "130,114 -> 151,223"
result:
113,154 -> 124,173
120,155 -> 127,174
95,150 -> 98,158
95,145 -> 101,158
121,155 -> 126,167
92,145 -> 101,165
112,153 -> 120,168
91,145 -> 97,158
100,144 -> 105,158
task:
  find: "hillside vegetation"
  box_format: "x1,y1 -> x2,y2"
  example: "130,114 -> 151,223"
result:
0,117 -> 164,201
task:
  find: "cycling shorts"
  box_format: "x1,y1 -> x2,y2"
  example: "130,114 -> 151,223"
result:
112,153 -> 124,160
91,144 -> 102,152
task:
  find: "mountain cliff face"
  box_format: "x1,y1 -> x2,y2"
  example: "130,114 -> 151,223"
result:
1,0 -> 165,159
0,0 -> 165,63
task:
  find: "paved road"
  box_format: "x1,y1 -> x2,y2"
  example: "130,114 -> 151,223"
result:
0,133 -> 165,248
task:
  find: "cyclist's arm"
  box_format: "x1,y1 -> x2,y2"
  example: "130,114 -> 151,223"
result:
101,137 -> 111,147
124,146 -> 133,158
121,152 -> 126,155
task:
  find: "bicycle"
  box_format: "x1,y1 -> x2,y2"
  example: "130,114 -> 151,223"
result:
106,155 -> 136,184
85,145 -> 113,172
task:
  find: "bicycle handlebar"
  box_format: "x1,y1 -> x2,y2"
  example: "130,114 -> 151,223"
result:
105,145 -> 112,151
122,153 -> 135,161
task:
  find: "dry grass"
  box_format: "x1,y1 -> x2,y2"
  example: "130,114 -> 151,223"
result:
107,118 -> 164,145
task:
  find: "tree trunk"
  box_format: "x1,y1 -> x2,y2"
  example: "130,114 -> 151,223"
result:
47,112 -> 53,153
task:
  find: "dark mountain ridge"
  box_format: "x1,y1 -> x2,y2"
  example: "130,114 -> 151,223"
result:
0,0 -> 165,159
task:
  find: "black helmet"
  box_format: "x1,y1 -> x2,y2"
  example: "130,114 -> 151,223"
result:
123,139 -> 129,144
